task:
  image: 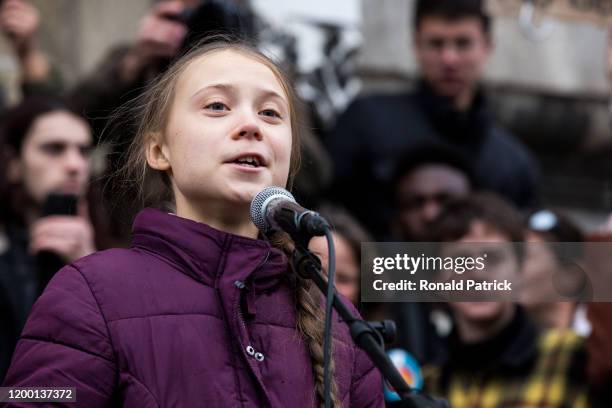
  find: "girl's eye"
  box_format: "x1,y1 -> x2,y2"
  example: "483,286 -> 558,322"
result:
260,109 -> 281,119
205,102 -> 229,111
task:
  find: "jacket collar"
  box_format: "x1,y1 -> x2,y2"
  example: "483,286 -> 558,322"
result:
437,306 -> 538,380
415,79 -> 491,144
131,208 -> 288,289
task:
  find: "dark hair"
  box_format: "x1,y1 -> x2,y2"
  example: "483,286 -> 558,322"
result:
0,96 -> 116,249
316,204 -> 373,264
414,0 -> 491,34
0,96 -> 81,225
315,204 -> 382,318
428,192 -> 524,242
0,96 -> 77,154
390,143 -> 477,205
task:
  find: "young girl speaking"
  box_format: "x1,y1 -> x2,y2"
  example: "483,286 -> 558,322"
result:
3,39 -> 383,407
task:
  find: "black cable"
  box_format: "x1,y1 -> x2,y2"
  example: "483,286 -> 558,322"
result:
323,228 -> 335,408
291,246 -> 449,408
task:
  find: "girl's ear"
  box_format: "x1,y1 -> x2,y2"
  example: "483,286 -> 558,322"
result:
145,132 -> 171,171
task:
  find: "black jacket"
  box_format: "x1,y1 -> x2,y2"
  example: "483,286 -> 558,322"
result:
325,82 -> 540,237
0,223 -> 68,382
0,225 -> 35,381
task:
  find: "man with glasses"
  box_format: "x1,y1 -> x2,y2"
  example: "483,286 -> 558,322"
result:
391,144 -> 476,242
387,144 -> 476,368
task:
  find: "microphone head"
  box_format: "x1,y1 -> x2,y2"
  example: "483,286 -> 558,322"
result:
250,186 -> 296,232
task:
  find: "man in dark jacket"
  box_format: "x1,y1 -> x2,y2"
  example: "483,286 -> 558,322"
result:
325,0 -> 539,238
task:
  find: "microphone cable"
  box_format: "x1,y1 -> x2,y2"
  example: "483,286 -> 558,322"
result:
323,228 -> 335,408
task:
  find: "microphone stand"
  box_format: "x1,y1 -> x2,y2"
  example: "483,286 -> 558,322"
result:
291,244 -> 448,408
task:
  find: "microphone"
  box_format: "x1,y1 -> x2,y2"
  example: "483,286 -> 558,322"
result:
250,187 -> 330,241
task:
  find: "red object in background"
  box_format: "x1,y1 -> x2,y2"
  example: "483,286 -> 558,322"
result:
585,232 -> 612,396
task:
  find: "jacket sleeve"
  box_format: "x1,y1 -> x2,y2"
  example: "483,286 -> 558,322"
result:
3,265 -> 117,407
349,344 -> 384,407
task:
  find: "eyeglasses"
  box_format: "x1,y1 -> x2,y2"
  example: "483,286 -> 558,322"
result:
398,193 -> 455,211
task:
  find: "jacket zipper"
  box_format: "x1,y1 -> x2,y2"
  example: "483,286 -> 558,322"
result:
233,250 -> 273,405
235,280 -> 248,334
235,249 -> 270,338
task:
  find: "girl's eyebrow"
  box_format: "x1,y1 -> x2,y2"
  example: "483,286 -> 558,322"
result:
191,83 -> 234,101
191,83 -> 288,106
257,90 -> 289,108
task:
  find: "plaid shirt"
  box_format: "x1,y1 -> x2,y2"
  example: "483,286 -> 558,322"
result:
424,311 -> 590,408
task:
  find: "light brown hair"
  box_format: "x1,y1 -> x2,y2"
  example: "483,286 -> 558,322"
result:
112,37 -> 338,406
115,39 -> 301,209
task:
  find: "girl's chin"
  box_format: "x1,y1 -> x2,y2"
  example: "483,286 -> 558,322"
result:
224,183 -> 266,205
226,178 -> 286,200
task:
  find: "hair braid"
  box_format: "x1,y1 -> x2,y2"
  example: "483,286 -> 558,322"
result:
269,231 -> 340,407
295,275 -> 340,407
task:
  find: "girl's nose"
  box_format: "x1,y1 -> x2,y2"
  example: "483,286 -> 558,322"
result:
234,122 -> 262,141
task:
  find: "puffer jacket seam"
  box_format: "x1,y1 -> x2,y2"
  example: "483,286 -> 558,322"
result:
340,337 -> 360,403
121,370 -> 161,408
215,235 -> 245,408
132,246 -> 203,281
349,364 -> 380,408
252,322 -> 354,348
341,390 -> 350,406
133,228 -> 272,259
18,335 -> 114,363
109,312 -> 222,323
351,363 -> 376,386
72,264 -> 119,382
133,230 -> 270,248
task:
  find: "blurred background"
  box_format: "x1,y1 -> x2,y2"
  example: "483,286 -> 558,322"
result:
0,0 -> 609,230
1,1 -> 612,404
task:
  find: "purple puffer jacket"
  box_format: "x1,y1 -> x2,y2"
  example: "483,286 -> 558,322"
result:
4,208 -> 383,407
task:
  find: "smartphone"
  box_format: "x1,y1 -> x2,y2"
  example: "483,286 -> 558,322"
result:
36,193 -> 79,293
40,193 -> 78,217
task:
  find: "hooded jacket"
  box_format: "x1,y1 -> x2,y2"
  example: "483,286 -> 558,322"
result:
4,208 -> 383,407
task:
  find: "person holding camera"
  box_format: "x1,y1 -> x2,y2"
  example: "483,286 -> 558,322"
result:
65,0 -> 260,241
0,96 -> 110,381
68,0 -> 253,140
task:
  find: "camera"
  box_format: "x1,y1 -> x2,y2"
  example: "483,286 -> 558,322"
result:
166,0 -> 256,52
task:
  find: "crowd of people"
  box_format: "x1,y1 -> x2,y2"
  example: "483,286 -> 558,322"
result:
0,0 -> 611,406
